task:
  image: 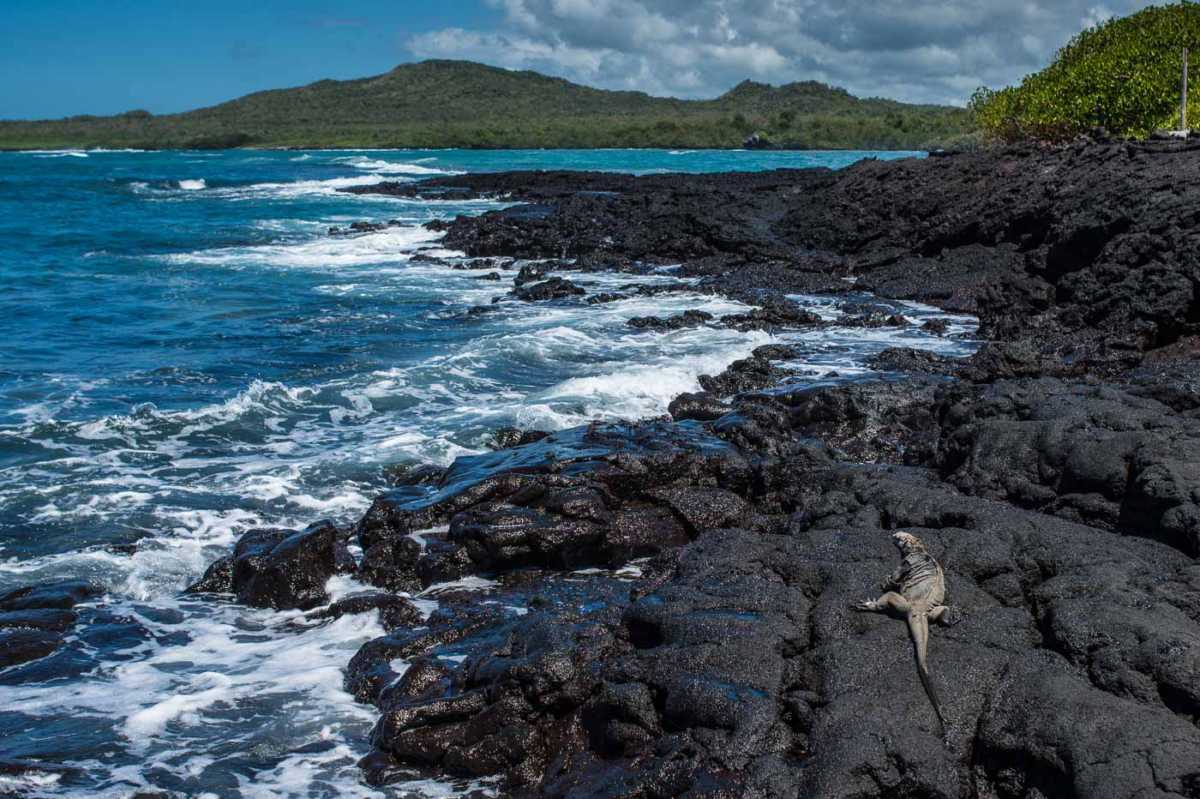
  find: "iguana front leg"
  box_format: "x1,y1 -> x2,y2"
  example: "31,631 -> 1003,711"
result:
879,566 -> 904,592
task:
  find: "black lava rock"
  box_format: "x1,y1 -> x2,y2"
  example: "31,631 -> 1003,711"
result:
667,392 -> 730,422
187,521 -> 355,610
627,310 -> 714,330
0,628 -> 63,668
511,277 -> 586,302
0,580 -> 99,612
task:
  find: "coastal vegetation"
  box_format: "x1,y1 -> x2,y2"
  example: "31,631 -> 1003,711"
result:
972,2 -> 1199,142
0,60 -> 973,151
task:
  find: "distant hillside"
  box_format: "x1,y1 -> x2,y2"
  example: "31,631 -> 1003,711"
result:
0,59 -> 975,151
973,3 -> 1199,142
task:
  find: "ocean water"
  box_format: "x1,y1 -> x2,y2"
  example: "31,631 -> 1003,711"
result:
0,148 -> 975,798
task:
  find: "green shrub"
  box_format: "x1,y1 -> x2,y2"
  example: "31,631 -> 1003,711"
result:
973,2 -> 1200,142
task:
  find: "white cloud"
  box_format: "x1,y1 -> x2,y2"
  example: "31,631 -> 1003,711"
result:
406,0 -> 1162,105
1084,5 -> 1117,28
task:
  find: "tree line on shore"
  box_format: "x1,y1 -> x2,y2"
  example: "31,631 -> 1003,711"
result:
0,60 -> 973,152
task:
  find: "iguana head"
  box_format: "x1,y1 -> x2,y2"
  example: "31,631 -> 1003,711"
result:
891,530 -> 925,554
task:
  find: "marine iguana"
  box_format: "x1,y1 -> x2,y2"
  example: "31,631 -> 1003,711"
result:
851,530 -> 951,734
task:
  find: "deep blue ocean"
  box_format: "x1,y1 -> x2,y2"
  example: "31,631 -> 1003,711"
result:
0,148 -> 975,798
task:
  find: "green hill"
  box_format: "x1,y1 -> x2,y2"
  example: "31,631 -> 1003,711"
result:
972,2 -> 1200,142
0,60 -> 973,151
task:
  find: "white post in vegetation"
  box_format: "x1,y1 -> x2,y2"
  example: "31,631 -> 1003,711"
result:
1183,47 -> 1189,133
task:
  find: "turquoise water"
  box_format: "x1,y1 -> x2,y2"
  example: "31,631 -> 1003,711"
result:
0,148 -> 971,798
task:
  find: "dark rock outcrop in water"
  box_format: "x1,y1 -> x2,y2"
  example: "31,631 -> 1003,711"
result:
187,521 -> 355,610
354,422 -> 744,578
191,142 -> 1200,796
489,427 -> 551,450
626,309 -> 714,330
668,392 -> 731,422
511,277 -> 586,302
698,344 -> 801,395
0,580 -> 99,669
719,296 -> 824,331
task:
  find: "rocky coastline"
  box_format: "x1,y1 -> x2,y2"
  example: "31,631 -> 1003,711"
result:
10,141 -> 1200,797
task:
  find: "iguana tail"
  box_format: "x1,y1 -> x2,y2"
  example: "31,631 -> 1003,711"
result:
906,611 -> 947,734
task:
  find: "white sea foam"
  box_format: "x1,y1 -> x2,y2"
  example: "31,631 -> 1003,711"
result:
420,575 -> 501,595
0,507 -> 256,598
756,293 -> 979,386
158,224 -> 444,269
0,592 -> 472,798
26,149 -> 89,158
227,174 -> 392,199
133,174 -> 397,202
530,328 -> 771,424
0,515 -> 493,798
1,293 -> 770,586
17,148 -> 144,155
337,156 -> 464,176
0,772 -> 63,794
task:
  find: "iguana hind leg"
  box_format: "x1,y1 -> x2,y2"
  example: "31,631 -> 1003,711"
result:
929,604 -> 958,626
852,591 -> 910,614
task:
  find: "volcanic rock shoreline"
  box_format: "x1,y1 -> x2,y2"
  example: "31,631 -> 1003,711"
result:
333,142 -> 1200,799
16,143 -> 1195,797
253,144 -> 1200,797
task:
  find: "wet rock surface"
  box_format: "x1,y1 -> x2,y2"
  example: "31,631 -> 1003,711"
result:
719,296 -> 824,332
188,144 -> 1200,796
0,628 -> 64,670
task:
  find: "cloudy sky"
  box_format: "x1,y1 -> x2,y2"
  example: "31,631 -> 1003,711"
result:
409,0 -> 1161,105
0,0 -> 1162,119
